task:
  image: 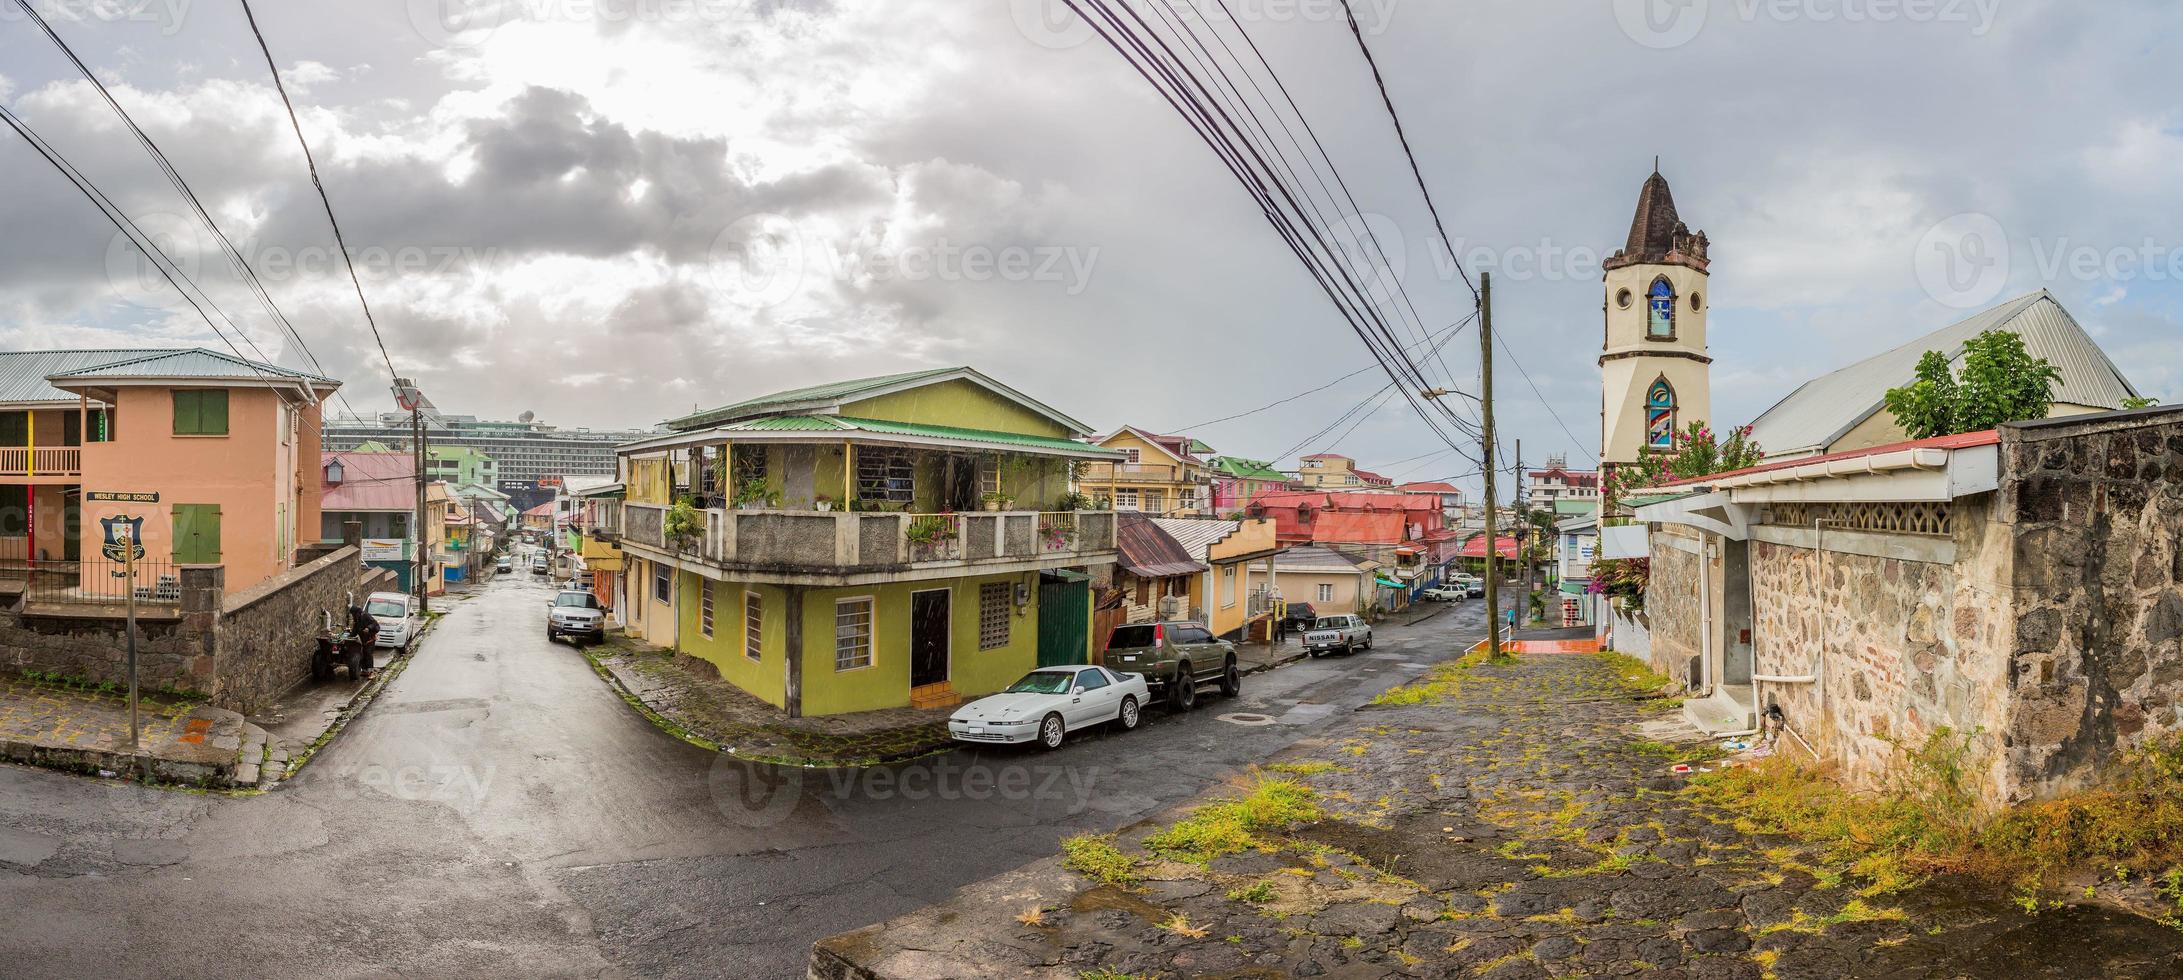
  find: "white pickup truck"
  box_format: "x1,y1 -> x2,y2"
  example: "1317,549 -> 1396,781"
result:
1304,614 -> 1373,657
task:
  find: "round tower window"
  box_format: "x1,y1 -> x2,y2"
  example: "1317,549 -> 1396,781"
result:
1690,292 -> 1704,311
1615,288 -> 1633,309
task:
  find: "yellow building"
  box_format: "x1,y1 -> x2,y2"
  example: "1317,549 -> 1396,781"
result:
1147,517 -> 1285,641
1076,426 -> 1215,517
613,366 -> 1121,717
1295,454 -> 1392,489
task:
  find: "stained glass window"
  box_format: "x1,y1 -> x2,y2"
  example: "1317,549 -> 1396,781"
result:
1647,277 -> 1676,339
1646,379 -> 1676,450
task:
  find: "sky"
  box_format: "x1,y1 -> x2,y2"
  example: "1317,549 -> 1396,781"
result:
1,0 -> 2179,501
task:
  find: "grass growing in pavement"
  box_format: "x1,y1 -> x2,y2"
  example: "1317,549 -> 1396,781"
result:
1367,646 -> 1499,707
1141,775 -> 1321,864
1598,651 -> 1673,693
1264,761 -> 1350,777
1693,728 -> 2183,907
1060,834 -> 1140,888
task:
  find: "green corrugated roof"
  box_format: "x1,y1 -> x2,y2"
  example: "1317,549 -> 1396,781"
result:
715,415 -> 1121,457
1553,499 -> 1599,516
665,367 -> 963,430
1208,456 -> 1286,480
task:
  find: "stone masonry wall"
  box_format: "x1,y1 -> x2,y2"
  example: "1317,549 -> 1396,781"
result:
2001,411 -> 2183,802
1747,494 -> 2017,803
216,548 -> 364,714
0,609 -> 203,694
1645,525 -> 1704,692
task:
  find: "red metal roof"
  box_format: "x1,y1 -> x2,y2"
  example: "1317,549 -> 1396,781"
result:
1652,430 -> 2001,489
1395,481 -> 1461,494
523,501 -> 556,517
1115,512 -> 1209,578
321,451 -> 417,512
1460,535 -> 1521,558
1310,511 -> 1408,546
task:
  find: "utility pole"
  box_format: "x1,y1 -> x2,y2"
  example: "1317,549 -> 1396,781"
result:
1516,437 -> 1529,624
1479,272 -> 1502,659
394,378 -> 430,614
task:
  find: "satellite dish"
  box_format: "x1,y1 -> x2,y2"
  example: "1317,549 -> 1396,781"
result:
519,410 -> 536,423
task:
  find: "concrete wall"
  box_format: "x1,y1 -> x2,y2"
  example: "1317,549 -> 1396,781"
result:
2000,411 -> 2183,801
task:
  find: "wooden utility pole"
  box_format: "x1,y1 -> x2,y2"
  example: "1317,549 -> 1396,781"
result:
1516,437 -> 1529,622
1480,272 -> 1501,659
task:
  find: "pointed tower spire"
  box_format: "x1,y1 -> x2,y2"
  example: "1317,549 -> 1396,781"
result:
1608,164 -> 1708,271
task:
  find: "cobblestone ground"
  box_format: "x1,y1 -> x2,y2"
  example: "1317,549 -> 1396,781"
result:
1020,653 -> 2183,980
591,642 -> 951,766
0,674 -> 228,764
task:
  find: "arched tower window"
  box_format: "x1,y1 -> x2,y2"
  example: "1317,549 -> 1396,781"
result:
1646,378 -> 1676,450
1647,277 -> 1676,339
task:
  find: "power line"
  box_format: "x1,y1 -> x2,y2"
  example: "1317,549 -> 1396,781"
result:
1333,0 -> 1478,301
9,0 -> 339,389
0,103 -> 273,385
1169,313 -> 1474,432
1495,330 -> 1598,466
237,0 -> 401,385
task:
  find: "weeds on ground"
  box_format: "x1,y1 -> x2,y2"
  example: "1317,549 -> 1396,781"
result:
1227,881 -> 1277,904
1596,652 -> 1672,693
1141,776 -> 1320,864
1695,728 -> 2183,905
1265,761 -> 1350,777
1369,646 -> 1500,706
1061,834 -> 1141,888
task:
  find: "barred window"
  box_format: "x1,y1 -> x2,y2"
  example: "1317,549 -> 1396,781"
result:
979,582 -> 1012,650
744,592 -> 763,661
700,581 -> 715,638
856,447 -> 915,505
836,597 -> 874,671
653,562 -> 671,604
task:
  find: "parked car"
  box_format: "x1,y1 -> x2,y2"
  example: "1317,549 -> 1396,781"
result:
1101,621 -> 1240,710
495,555 -> 513,574
1304,614 -> 1373,657
365,591 -> 420,654
1452,575 -> 1484,598
531,555 -> 549,575
947,665 -> 1150,750
1283,601 -> 1319,633
546,589 -> 606,644
1419,586 -> 1465,602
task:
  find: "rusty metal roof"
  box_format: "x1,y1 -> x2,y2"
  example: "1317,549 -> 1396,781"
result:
1115,512 -> 1208,578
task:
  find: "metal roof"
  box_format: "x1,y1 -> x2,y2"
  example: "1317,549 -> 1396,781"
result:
621,415 -> 1123,458
663,366 -> 1096,435
47,347 -> 339,385
1747,291 -> 2139,458
0,348 -> 333,403
1268,545 -> 1364,572
1115,513 -> 1209,578
321,451 -> 418,512
1146,517 -> 1242,560
1209,456 -> 1288,481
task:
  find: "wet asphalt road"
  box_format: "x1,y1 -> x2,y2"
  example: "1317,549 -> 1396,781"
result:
0,568 -> 1489,979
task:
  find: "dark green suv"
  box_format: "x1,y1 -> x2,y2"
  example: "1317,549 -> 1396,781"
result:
1102,621 -> 1240,710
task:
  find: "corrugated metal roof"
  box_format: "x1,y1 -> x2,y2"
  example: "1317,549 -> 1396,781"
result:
0,348 -> 300,403
321,451 -> 417,512
1210,456 -> 1287,481
48,347 -> 339,384
665,366 -> 1095,436
693,414 -> 1121,457
1747,291 -> 2138,458
1147,517 -> 1242,560
1115,513 -> 1209,578
1270,545 -> 1363,571
1310,511 -> 1408,545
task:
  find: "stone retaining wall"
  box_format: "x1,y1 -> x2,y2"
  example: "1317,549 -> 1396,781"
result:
0,548 -> 365,715
2002,411 -> 2183,801
1646,526 -> 1704,691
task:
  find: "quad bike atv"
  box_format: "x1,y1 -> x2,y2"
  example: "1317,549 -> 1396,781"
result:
309,608 -> 376,682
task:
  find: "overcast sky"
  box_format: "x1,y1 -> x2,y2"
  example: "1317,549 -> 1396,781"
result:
1,0 -> 2177,498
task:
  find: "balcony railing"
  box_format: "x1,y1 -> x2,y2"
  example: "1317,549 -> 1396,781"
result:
0,447 -> 82,477
1080,462 -> 1205,484
619,504 -> 1117,574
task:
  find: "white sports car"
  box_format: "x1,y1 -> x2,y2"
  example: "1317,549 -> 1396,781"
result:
948,665 -> 1150,750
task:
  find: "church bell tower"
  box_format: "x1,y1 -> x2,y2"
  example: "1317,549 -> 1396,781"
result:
1600,165 -> 1713,471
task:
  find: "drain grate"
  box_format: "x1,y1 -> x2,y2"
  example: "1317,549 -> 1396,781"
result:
1217,712 -> 1278,727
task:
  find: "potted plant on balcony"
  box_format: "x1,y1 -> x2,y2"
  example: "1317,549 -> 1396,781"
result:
733,478 -> 778,511
664,497 -> 704,552
906,514 -> 958,561
981,491 -> 1012,512
814,494 -> 837,512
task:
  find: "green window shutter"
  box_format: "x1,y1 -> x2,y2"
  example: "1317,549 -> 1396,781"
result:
172,390 -> 229,435
172,504 -> 224,564
173,392 -> 197,435
204,390 -> 228,435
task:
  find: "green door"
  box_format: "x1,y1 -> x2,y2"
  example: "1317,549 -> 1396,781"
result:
1037,573 -> 1090,667
172,504 -> 222,564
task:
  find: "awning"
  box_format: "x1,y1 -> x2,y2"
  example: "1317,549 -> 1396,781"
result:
1374,575 -> 1404,588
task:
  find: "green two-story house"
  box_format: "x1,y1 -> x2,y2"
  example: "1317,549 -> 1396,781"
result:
612,367 -> 1120,717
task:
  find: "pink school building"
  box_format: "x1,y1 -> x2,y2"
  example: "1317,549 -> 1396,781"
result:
0,349 -> 339,599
